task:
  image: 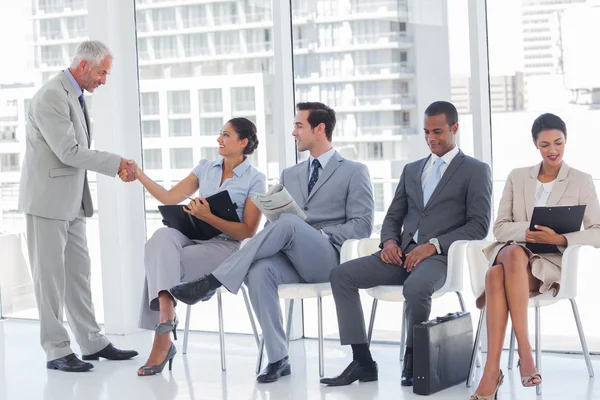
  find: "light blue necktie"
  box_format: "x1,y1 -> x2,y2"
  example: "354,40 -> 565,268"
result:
423,157 -> 444,206
414,158 -> 444,243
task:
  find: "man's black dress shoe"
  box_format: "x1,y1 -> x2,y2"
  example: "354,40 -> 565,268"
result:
401,352 -> 413,386
320,361 -> 378,386
256,356 -> 291,383
47,353 -> 93,372
82,343 -> 138,361
170,277 -> 216,305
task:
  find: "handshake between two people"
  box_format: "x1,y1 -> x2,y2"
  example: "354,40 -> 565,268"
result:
116,159 -> 213,221
118,158 -> 139,182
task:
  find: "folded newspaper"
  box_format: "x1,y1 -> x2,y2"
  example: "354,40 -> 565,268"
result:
251,184 -> 308,222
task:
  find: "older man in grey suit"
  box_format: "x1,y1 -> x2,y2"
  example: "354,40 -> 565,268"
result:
321,101 -> 492,387
19,41 -> 138,372
171,102 -> 374,382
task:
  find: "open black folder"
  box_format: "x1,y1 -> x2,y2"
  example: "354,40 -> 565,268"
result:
526,205 -> 586,254
158,191 -> 239,241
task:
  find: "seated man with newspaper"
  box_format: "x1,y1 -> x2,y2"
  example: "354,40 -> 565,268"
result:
170,102 -> 374,383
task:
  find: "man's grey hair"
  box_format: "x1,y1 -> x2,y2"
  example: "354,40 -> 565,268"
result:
70,40 -> 112,68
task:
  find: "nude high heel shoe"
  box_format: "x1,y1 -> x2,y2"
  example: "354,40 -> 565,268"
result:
469,370 -> 504,400
517,360 -> 542,387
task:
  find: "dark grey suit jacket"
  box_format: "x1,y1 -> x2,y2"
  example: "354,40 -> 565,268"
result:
380,150 -> 492,259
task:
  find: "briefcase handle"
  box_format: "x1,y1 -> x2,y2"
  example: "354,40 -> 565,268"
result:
436,312 -> 469,323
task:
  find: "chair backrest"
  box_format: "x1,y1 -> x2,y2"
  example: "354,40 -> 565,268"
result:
358,238 -> 380,257
559,244 -> 594,300
438,240 -> 469,293
465,240 -> 493,297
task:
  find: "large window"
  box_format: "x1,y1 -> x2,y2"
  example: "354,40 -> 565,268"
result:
294,0 -> 480,342
0,154 -> 20,172
484,0 -> 600,349
1,0 -> 597,353
136,0 -> 275,334
0,2 -> 108,322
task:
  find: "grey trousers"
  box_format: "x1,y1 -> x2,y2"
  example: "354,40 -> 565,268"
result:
139,227 -> 239,330
330,252 -> 447,348
25,209 -> 109,361
213,214 -> 339,362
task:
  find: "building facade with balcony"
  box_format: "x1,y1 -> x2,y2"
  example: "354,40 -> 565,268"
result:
1,0 -> 451,230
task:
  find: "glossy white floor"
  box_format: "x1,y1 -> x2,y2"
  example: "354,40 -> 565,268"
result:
0,319 -> 598,400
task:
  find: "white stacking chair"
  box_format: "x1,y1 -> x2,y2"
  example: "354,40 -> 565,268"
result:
182,285 -> 260,371
255,239 -> 362,378
182,238 -> 260,371
465,240 -> 596,395
365,239 -> 469,362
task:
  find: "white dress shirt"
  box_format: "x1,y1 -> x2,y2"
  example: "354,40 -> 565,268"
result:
534,179 -> 556,207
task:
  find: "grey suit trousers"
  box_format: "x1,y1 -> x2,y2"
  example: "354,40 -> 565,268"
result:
330,252 -> 446,348
139,227 -> 239,330
25,208 -> 109,361
212,214 -> 339,362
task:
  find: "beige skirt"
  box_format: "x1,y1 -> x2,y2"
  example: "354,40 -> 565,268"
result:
475,241 -> 562,309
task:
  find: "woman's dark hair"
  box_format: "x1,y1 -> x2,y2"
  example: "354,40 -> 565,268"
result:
227,117 -> 259,155
531,113 -> 567,141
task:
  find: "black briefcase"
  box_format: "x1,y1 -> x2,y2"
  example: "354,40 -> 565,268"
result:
413,312 -> 473,395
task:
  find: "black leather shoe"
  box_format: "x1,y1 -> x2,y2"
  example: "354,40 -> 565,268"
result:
170,277 -> 217,305
82,343 -> 138,361
47,353 -> 94,372
256,356 -> 291,383
401,352 -> 413,386
320,361 -> 378,386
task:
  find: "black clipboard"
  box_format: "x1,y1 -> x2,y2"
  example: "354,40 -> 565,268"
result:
526,205 -> 586,254
158,190 -> 240,241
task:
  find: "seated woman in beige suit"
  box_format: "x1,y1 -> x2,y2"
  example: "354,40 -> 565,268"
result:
122,118 -> 266,376
471,113 -> 600,400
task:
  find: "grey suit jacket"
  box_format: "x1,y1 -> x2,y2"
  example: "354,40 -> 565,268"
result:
380,149 -> 492,259
19,72 -> 121,221
280,151 -> 374,251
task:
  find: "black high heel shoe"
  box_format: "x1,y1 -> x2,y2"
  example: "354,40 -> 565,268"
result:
155,314 -> 178,340
137,343 -> 177,376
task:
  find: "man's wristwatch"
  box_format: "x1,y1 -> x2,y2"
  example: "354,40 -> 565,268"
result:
429,238 -> 442,254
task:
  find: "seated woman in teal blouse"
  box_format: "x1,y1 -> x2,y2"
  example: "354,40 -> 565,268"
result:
127,118 -> 266,376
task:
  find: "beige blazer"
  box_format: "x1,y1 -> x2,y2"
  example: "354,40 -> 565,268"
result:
18,72 -> 121,221
483,162 -> 600,297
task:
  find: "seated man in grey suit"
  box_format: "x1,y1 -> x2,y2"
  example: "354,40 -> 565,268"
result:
171,102 -> 374,383
321,101 -> 492,387
18,41 -> 138,372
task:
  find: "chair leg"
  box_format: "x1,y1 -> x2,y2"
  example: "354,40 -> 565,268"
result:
535,306 -> 542,396
241,286 -> 261,349
570,298 -> 595,378
457,291 -> 477,366
508,327 -> 515,370
467,308 -> 485,387
456,291 -> 466,312
367,298 -> 378,346
183,304 -> 192,355
217,291 -> 226,371
317,296 -> 325,378
399,302 -> 407,362
256,337 -> 265,374
285,299 -> 295,348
